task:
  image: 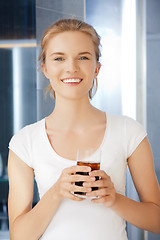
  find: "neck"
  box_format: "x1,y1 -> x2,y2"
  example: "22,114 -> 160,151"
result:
48,96 -> 97,131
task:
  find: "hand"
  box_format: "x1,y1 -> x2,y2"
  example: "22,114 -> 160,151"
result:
84,170 -> 117,207
55,165 -> 96,201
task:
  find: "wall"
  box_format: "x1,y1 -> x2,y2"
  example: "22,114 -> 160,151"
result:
146,0 -> 160,239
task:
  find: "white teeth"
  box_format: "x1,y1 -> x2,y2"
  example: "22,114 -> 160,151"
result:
62,78 -> 82,83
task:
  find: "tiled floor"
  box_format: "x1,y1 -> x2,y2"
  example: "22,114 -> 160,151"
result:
0,231 -> 9,240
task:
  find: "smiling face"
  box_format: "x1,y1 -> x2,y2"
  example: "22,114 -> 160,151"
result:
41,31 -> 101,100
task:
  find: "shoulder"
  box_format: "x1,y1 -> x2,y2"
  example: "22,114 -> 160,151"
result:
107,113 -> 147,157
107,113 -> 146,131
10,119 -> 45,143
8,119 -> 45,168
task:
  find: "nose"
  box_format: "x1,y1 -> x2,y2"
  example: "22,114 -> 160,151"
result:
66,59 -> 79,73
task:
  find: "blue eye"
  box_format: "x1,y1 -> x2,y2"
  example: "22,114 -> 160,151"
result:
54,57 -> 63,61
79,56 -> 89,60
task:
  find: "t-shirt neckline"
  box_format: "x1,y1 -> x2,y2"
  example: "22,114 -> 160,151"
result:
42,112 -> 109,163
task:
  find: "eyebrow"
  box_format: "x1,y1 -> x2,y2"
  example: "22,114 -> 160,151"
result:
49,51 -> 92,57
49,52 -> 65,57
78,52 -> 92,55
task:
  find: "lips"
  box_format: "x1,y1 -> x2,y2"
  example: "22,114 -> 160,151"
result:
61,78 -> 82,84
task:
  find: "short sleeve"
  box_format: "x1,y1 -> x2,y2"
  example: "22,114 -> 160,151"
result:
125,116 -> 147,158
8,126 -> 33,168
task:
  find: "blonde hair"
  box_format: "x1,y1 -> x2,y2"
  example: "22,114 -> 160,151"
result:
39,18 -> 101,99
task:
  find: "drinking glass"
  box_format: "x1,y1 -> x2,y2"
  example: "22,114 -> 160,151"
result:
74,148 -> 101,197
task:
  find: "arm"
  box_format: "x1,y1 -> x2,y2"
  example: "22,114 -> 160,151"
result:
8,150 -> 93,240
8,150 -> 62,240
113,137 -> 160,233
84,137 -> 160,233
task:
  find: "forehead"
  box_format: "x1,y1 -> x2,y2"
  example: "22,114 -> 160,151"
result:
46,31 -> 95,54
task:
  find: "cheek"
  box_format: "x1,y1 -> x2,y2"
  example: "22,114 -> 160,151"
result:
84,62 -> 96,74
45,64 -> 61,79
89,67 -> 97,79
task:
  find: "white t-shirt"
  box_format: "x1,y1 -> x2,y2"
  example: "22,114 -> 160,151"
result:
9,113 -> 147,240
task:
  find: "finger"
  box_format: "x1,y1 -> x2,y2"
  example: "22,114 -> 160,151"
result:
71,185 -> 92,193
91,195 -> 116,207
86,188 -> 106,197
89,170 -> 111,182
89,170 -> 111,180
86,187 -> 113,198
69,174 -> 96,183
83,179 -> 108,188
64,191 -> 85,201
59,183 -> 86,201
63,165 -> 91,175
62,182 -> 92,194
83,179 -> 114,189
91,195 -> 113,204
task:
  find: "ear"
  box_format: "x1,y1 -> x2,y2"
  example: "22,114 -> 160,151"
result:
41,62 -> 49,79
94,62 -> 101,78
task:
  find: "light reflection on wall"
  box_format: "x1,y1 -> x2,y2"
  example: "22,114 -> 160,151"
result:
89,0 -> 137,120
91,28 -> 122,115
12,47 -> 22,134
121,0 -> 136,120
0,40 -> 37,134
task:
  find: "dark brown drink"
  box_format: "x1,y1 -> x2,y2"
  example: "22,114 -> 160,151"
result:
74,162 -> 100,195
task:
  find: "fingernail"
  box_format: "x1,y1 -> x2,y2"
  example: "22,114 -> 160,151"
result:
90,177 -> 95,181
86,193 -> 91,197
87,167 -> 91,171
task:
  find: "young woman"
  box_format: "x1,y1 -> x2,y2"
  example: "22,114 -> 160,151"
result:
8,18 -> 160,240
